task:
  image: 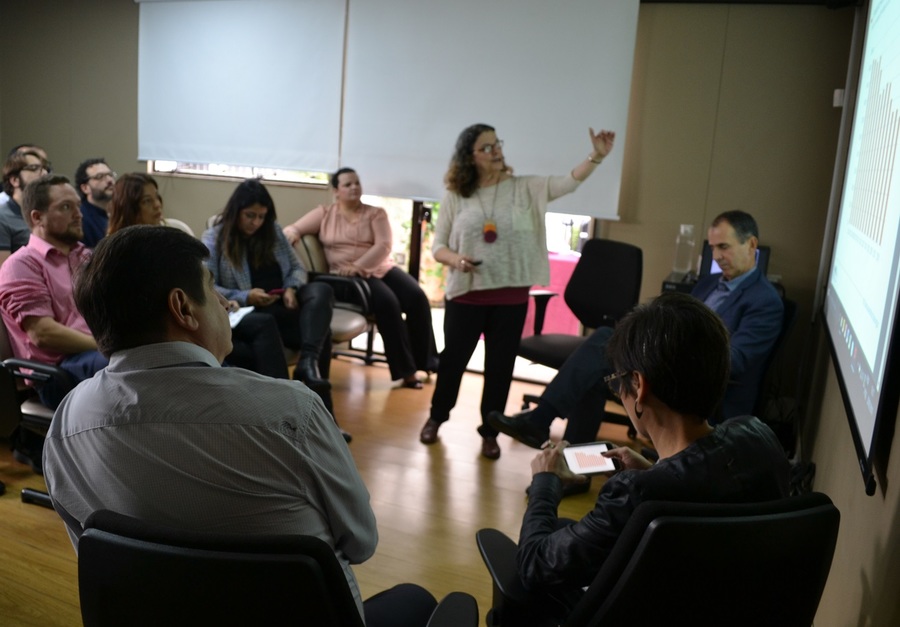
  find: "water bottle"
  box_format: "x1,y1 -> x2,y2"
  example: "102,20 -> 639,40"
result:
672,224 -> 696,274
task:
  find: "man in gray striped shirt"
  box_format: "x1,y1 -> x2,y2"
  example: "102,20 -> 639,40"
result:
43,225 -> 437,627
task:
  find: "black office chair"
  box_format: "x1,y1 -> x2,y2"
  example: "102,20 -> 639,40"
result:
0,320 -> 69,508
78,509 -> 478,627
754,296 -> 799,454
518,238 -> 643,438
476,492 -> 840,627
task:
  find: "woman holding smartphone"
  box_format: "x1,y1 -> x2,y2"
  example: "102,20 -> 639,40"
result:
202,178 -> 335,395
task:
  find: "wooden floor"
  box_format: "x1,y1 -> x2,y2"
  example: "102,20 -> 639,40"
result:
0,356 -> 645,626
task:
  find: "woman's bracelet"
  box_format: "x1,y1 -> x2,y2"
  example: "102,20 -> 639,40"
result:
588,154 -> 604,165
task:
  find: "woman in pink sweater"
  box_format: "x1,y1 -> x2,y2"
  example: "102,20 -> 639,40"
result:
284,168 -> 437,388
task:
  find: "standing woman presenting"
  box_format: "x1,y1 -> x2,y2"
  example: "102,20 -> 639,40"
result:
419,123 -> 615,459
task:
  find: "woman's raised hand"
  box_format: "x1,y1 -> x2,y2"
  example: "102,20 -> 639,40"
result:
589,128 -> 616,159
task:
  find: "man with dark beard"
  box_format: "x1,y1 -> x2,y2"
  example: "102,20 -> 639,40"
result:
73,158 -> 116,247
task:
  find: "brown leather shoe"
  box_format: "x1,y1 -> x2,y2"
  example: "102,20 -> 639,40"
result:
481,436 -> 501,460
420,419 -> 441,444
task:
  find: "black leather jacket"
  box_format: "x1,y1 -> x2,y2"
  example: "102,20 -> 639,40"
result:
517,416 -> 790,592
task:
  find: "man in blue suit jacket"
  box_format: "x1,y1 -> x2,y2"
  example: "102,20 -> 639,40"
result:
490,210 -> 784,450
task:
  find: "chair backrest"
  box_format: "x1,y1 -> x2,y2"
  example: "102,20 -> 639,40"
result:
162,217 -> 195,236
78,509 -> 365,627
0,314 -> 13,362
0,360 -> 22,437
755,296 -> 798,410
0,320 -> 18,436
0,318 -> 58,436
566,493 -> 840,627
292,233 -> 373,343
295,233 -> 330,274
564,239 -> 643,329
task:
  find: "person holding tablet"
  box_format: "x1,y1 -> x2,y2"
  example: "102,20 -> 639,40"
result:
514,292 -> 789,618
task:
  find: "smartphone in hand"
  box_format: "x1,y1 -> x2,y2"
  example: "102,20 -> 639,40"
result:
268,288 -> 286,296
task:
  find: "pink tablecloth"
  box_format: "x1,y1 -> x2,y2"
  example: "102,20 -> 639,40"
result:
522,251 -> 581,338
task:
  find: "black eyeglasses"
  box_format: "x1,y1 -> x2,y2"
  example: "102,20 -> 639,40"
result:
87,171 -> 117,182
604,371 -> 629,398
20,164 -> 49,174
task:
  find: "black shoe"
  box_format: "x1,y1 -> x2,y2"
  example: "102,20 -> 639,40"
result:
488,410 -> 549,450
295,356 -> 331,393
340,429 -> 353,443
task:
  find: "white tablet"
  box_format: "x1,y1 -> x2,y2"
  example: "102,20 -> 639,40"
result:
563,442 -> 617,475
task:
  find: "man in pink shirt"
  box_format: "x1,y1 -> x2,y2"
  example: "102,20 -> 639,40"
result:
0,174 -> 108,472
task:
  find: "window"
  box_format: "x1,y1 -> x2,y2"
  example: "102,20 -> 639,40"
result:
150,161 -> 328,186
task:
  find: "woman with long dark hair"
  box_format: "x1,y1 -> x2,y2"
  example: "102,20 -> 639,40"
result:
201,179 -> 335,396
419,123 -> 615,459
106,172 -> 164,232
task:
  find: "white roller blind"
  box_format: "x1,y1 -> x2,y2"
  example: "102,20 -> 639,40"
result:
137,0 -> 639,218
137,0 -> 345,171
340,0 -> 639,218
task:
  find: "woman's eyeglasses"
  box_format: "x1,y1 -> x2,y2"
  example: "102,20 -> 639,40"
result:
604,371 -> 629,398
475,140 -> 504,154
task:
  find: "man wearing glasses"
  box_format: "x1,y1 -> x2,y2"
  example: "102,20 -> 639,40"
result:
1,150 -> 50,265
74,158 -> 116,248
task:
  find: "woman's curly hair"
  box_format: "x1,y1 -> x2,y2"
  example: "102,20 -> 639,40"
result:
444,123 -> 509,198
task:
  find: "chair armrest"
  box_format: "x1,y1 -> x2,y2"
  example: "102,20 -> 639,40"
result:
426,591 -> 479,627
3,358 -> 72,386
476,528 -> 531,606
528,289 -> 558,336
310,275 -> 373,315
